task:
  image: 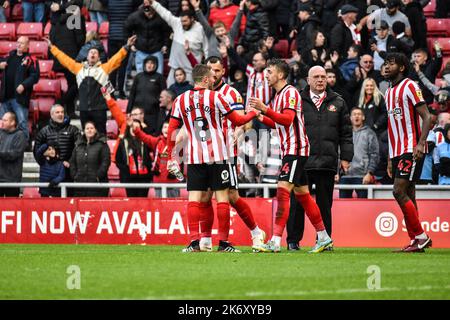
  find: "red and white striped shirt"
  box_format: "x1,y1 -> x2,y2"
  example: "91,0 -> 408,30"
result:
171,88 -> 232,164
385,78 -> 426,159
270,84 -> 309,158
216,81 -> 244,158
246,65 -> 271,106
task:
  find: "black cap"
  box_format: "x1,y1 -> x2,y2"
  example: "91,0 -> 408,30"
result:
297,3 -> 314,13
340,4 -> 359,15
376,20 -> 389,30
386,0 -> 401,8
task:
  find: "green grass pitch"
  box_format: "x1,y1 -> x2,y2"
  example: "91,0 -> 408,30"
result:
0,244 -> 449,300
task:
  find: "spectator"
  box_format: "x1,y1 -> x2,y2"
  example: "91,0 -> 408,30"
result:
357,77 -> 387,135
49,0 -> 86,119
0,36 -> 39,141
410,44 -> 443,105
84,0 -> 108,24
150,0 -> 208,86
339,107 -> 379,198
46,35 -> 137,134
339,44 -> 360,82
346,54 -> 381,107
124,0 -> 170,75
320,0 -> 344,33
107,0 -> 141,98
22,0 -> 45,23
156,89 -> 176,135
208,0 -> 246,36
415,61 -> 450,113
231,69 -> 248,101
330,4 -> 359,59
141,121 -> 180,197
434,124 -> 450,185
70,121 -> 110,197
191,0 -> 241,58
303,30 -> 328,67
369,20 -> 391,71
76,30 -> 107,63
401,0 -> 427,50
168,67 -> 194,96
366,0 -> 411,36
390,21 -> 414,57
0,112 -> 27,197
239,0 -> 270,55
435,0 -> 449,18
286,66 -> 353,248
33,104 -> 80,193
274,0 -> 293,39
0,1 -> 10,22
326,68 -> 351,105
127,56 -> 166,134
35,142 -> 65,197
419,108 -> 439,185
290,3 -> 321,57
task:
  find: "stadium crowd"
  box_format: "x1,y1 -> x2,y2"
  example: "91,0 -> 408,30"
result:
0,0 -> 449,199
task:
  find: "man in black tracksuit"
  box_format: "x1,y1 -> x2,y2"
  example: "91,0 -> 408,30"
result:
286,66 -> 353,250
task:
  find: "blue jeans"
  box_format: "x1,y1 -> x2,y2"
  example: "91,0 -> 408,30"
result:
339,176 -> 368,199
89,11 -> 108,24
0,99 -> 29,140
135,50 -> 164,74
22,2 -> 45,23
0,7 -> 6,23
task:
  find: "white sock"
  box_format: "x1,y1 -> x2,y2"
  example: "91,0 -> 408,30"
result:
200,237 -> 212,245
415,232 -> 428,240
250,226 -> 261,238
317,230 -> 330,242
271,236 -> 281,247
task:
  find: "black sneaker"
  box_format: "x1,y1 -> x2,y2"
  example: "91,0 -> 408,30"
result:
217,241 -> 241,253
181,240 -> 200,252
287,242 -> 300,251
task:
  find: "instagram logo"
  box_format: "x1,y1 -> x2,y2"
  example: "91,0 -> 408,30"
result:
375,212 -> 398,237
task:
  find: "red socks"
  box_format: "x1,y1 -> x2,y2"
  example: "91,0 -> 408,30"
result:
187,201 -> 201,241
400,200 -> 424,238
232,198 -> 257,231
199,202 -> 214,237
273,187 -> 291,236
217,202 -> 231,241
295,193 -> 325,231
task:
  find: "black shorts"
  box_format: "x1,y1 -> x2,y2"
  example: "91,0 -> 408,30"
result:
392,153 -> 425,182
278,155 -> 308,186
187,163 -> 231,191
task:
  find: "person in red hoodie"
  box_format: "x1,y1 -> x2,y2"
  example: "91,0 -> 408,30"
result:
208,0 -> 246,36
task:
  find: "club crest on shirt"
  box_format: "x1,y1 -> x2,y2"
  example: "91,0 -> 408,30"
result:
236,95 -> 243,104
289,97 -> 296,106
328,105 -> 337,112
416,90 -> 423,100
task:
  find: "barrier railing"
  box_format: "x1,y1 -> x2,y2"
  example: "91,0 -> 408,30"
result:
1,182 -> 450,199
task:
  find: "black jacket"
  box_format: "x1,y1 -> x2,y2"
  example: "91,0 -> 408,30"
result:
34,117 -> 80,162
403,1 -> 427,50
127,56 -> 166,132
294,15 -> 321,56
0,50 -> 39,107
329,19 -> 354,59
359,95 -> 388,135
70,133 -> 110,183
240,7 -> 270,51
107,0 -> 141,41
124,8 -> 170,54
301,87 -> 353,172
48,0 -> 86,72
0,128 -> 28,183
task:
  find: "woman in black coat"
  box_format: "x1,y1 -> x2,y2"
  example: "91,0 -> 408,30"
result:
48,0 -> 86,118
70,121 -> 111,197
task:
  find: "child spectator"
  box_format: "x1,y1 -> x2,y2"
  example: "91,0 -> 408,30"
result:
36,142 -> 65,197
168,68 -> 193,96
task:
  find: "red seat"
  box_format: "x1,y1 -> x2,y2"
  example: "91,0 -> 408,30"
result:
0,41 -> 15,57
101,39 -> 108,54
44,22 -> 51,37
38,60 -> 54,78
110,188 -> 127,197
81,6 -> 90,22
116,99 -> 128,113
60,77 -> 68,93
11,3 -> 23,22
106,119 -> 118,139
0,23 -> 16,40
85,21 -> 98,33
108,162 -> 120,180
426,19 -> 450,37
29,41 -> 48,59
37,97 -> 55,119
99,21 -> 109,39
22,187 -> 41,198
33,79 -> 61,99
424,0 -> 436,17
274,39 -> 289,59
29,99 -> 40,124
17,22 -> 43,40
